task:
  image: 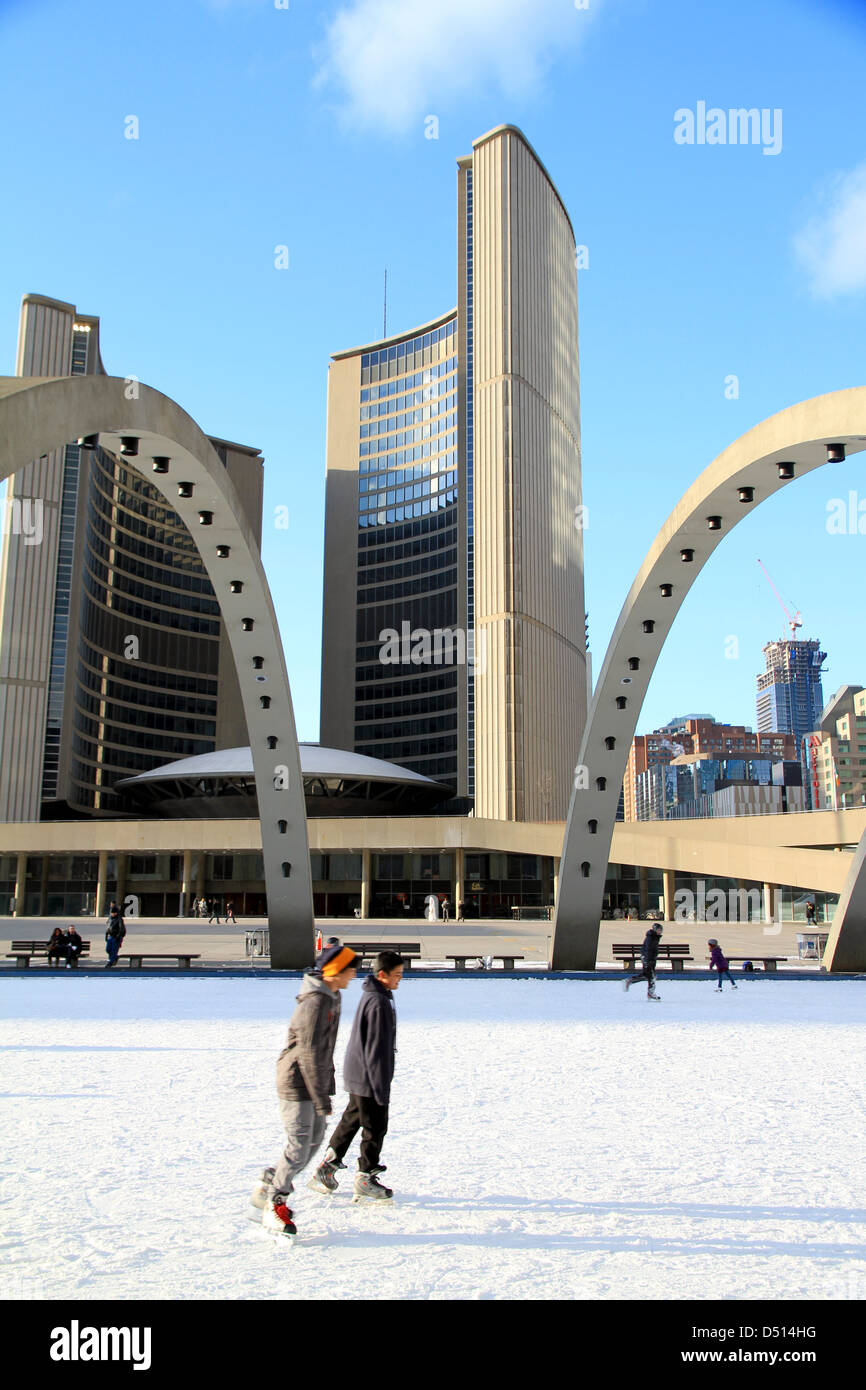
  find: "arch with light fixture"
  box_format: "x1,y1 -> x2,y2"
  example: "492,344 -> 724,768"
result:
0,374 -> 313,968
552,387 -> 866,972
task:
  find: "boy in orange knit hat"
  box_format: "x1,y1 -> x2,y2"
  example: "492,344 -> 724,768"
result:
252,942 -> 359,1238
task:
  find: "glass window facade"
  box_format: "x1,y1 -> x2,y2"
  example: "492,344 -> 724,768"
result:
353,317 -> 460,785
66,451 -> 225,813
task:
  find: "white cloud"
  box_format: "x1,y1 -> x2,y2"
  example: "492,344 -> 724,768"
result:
794,162 -> 866,297
314,0 -> 598,135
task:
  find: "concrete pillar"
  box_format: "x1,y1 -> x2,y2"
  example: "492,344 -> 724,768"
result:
180,848 -> 193,917
13,852 -> 27,917
639,865 -> 649,914
39,857 -> 49,916
116,853 -> 127,913
195,852 -> 205,904
454,846 -> 465,918
552,856 -> 560,907
663,869 -> 676,922
361,848 -> 372,919
763,882 -> 777,923
95,850 -> 109,918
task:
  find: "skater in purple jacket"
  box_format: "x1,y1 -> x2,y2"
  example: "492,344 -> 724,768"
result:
708,938 -> 738,991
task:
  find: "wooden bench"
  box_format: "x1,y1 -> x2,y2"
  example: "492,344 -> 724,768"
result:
510,906 -> 553,921
344,943 -> 421,971
613,943 -> 693,973
447,954 -> 526,971
6,939 -> 91,968
125,954 -> 200,970
720,955 -> 787,973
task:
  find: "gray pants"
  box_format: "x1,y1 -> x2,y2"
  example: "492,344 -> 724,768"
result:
270,1099 -> 327,1199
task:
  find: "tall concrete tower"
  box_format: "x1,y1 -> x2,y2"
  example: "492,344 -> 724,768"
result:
321,126 -> 586,822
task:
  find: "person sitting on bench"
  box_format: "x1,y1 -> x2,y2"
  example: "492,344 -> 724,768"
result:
47,927 -> 67,967
65,926 -> 84,969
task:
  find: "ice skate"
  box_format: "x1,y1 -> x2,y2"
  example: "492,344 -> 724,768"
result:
623,979 -> 630,992
307,1149 -> 347,1195
261,1197 -> 296,1236
250,1166 -> 275,1210
352,1171 -> 393,1203
647,990 -> 660,1001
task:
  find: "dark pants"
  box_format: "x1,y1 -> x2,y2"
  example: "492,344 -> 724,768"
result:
328,1094 -> 389,1172
106,936 -> 120,966
627,964 -> 656,991
715,969 -> 736,988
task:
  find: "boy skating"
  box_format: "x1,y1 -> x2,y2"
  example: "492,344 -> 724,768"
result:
708,938 -> 738,991
623,923 -> 663,1000
309,950 -> 403,1203
257,943 -> 359,1237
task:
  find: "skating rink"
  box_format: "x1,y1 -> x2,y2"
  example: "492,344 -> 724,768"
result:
2,975 -> 865,1302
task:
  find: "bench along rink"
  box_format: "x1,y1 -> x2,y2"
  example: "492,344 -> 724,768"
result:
1,977 -> 865,1301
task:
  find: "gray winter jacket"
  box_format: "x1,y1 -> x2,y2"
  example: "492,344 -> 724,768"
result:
275,974 -> 342,1114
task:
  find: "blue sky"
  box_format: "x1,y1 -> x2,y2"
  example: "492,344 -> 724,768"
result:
1,0 -> 864,742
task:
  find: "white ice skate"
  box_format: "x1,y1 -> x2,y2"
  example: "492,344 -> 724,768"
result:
352,1171 -> 393,1203
307,1149 -> 347,1195
250,1166 -> 275,1210
647,991 -> 661,1001
261,1197 -> 296,1237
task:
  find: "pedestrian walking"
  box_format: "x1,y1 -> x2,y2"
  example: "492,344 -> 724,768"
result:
310,950 -> 404,1203
623,923 -> 663,1000
207,898 -> 221,924
708,938 -> 738,991
225,901 -> 236,924
104,902 -> 126,968
457,900 -> 465,922
253,943 -> 360,1239
64,926 -> 84,969
805,901 -> 816,926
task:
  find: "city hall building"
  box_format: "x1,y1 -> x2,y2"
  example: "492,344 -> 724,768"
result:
321,125 -> 587,824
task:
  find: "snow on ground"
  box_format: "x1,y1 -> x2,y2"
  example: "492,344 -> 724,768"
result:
1,975 -> 865,1302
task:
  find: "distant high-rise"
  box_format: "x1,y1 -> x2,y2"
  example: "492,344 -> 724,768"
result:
756,639 -> 827,750
321,125 -> 586,822
0,294 -> 263,819
803,685 -> 866,811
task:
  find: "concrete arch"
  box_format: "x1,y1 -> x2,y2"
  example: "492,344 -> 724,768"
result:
0,375 -> 313,968
552,386 -> 866,971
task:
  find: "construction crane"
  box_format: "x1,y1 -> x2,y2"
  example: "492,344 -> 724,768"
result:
757,559 -> 803,639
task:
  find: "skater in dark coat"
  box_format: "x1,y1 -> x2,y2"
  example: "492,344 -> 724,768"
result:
310,950 -> 404,1202
105,903 -> 126,968
708,939 -> 738,991
256,942 -> 360,1238
624,924 -> 663,999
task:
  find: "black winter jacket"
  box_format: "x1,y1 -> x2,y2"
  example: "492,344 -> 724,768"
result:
641,929 -> 661,968
106,911 -> 126,941
341,975 -> 397,1106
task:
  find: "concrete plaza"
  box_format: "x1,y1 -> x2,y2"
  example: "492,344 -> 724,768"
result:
0,915 -> 827,971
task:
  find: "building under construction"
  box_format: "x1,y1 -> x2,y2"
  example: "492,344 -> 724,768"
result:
756,639 -> 827,749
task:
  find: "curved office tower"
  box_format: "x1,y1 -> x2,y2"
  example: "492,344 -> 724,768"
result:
0,294 -> 262,818
322,125 -> 586,822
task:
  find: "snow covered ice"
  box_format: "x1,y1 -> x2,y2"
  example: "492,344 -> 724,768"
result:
2,975 -> 865,1301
